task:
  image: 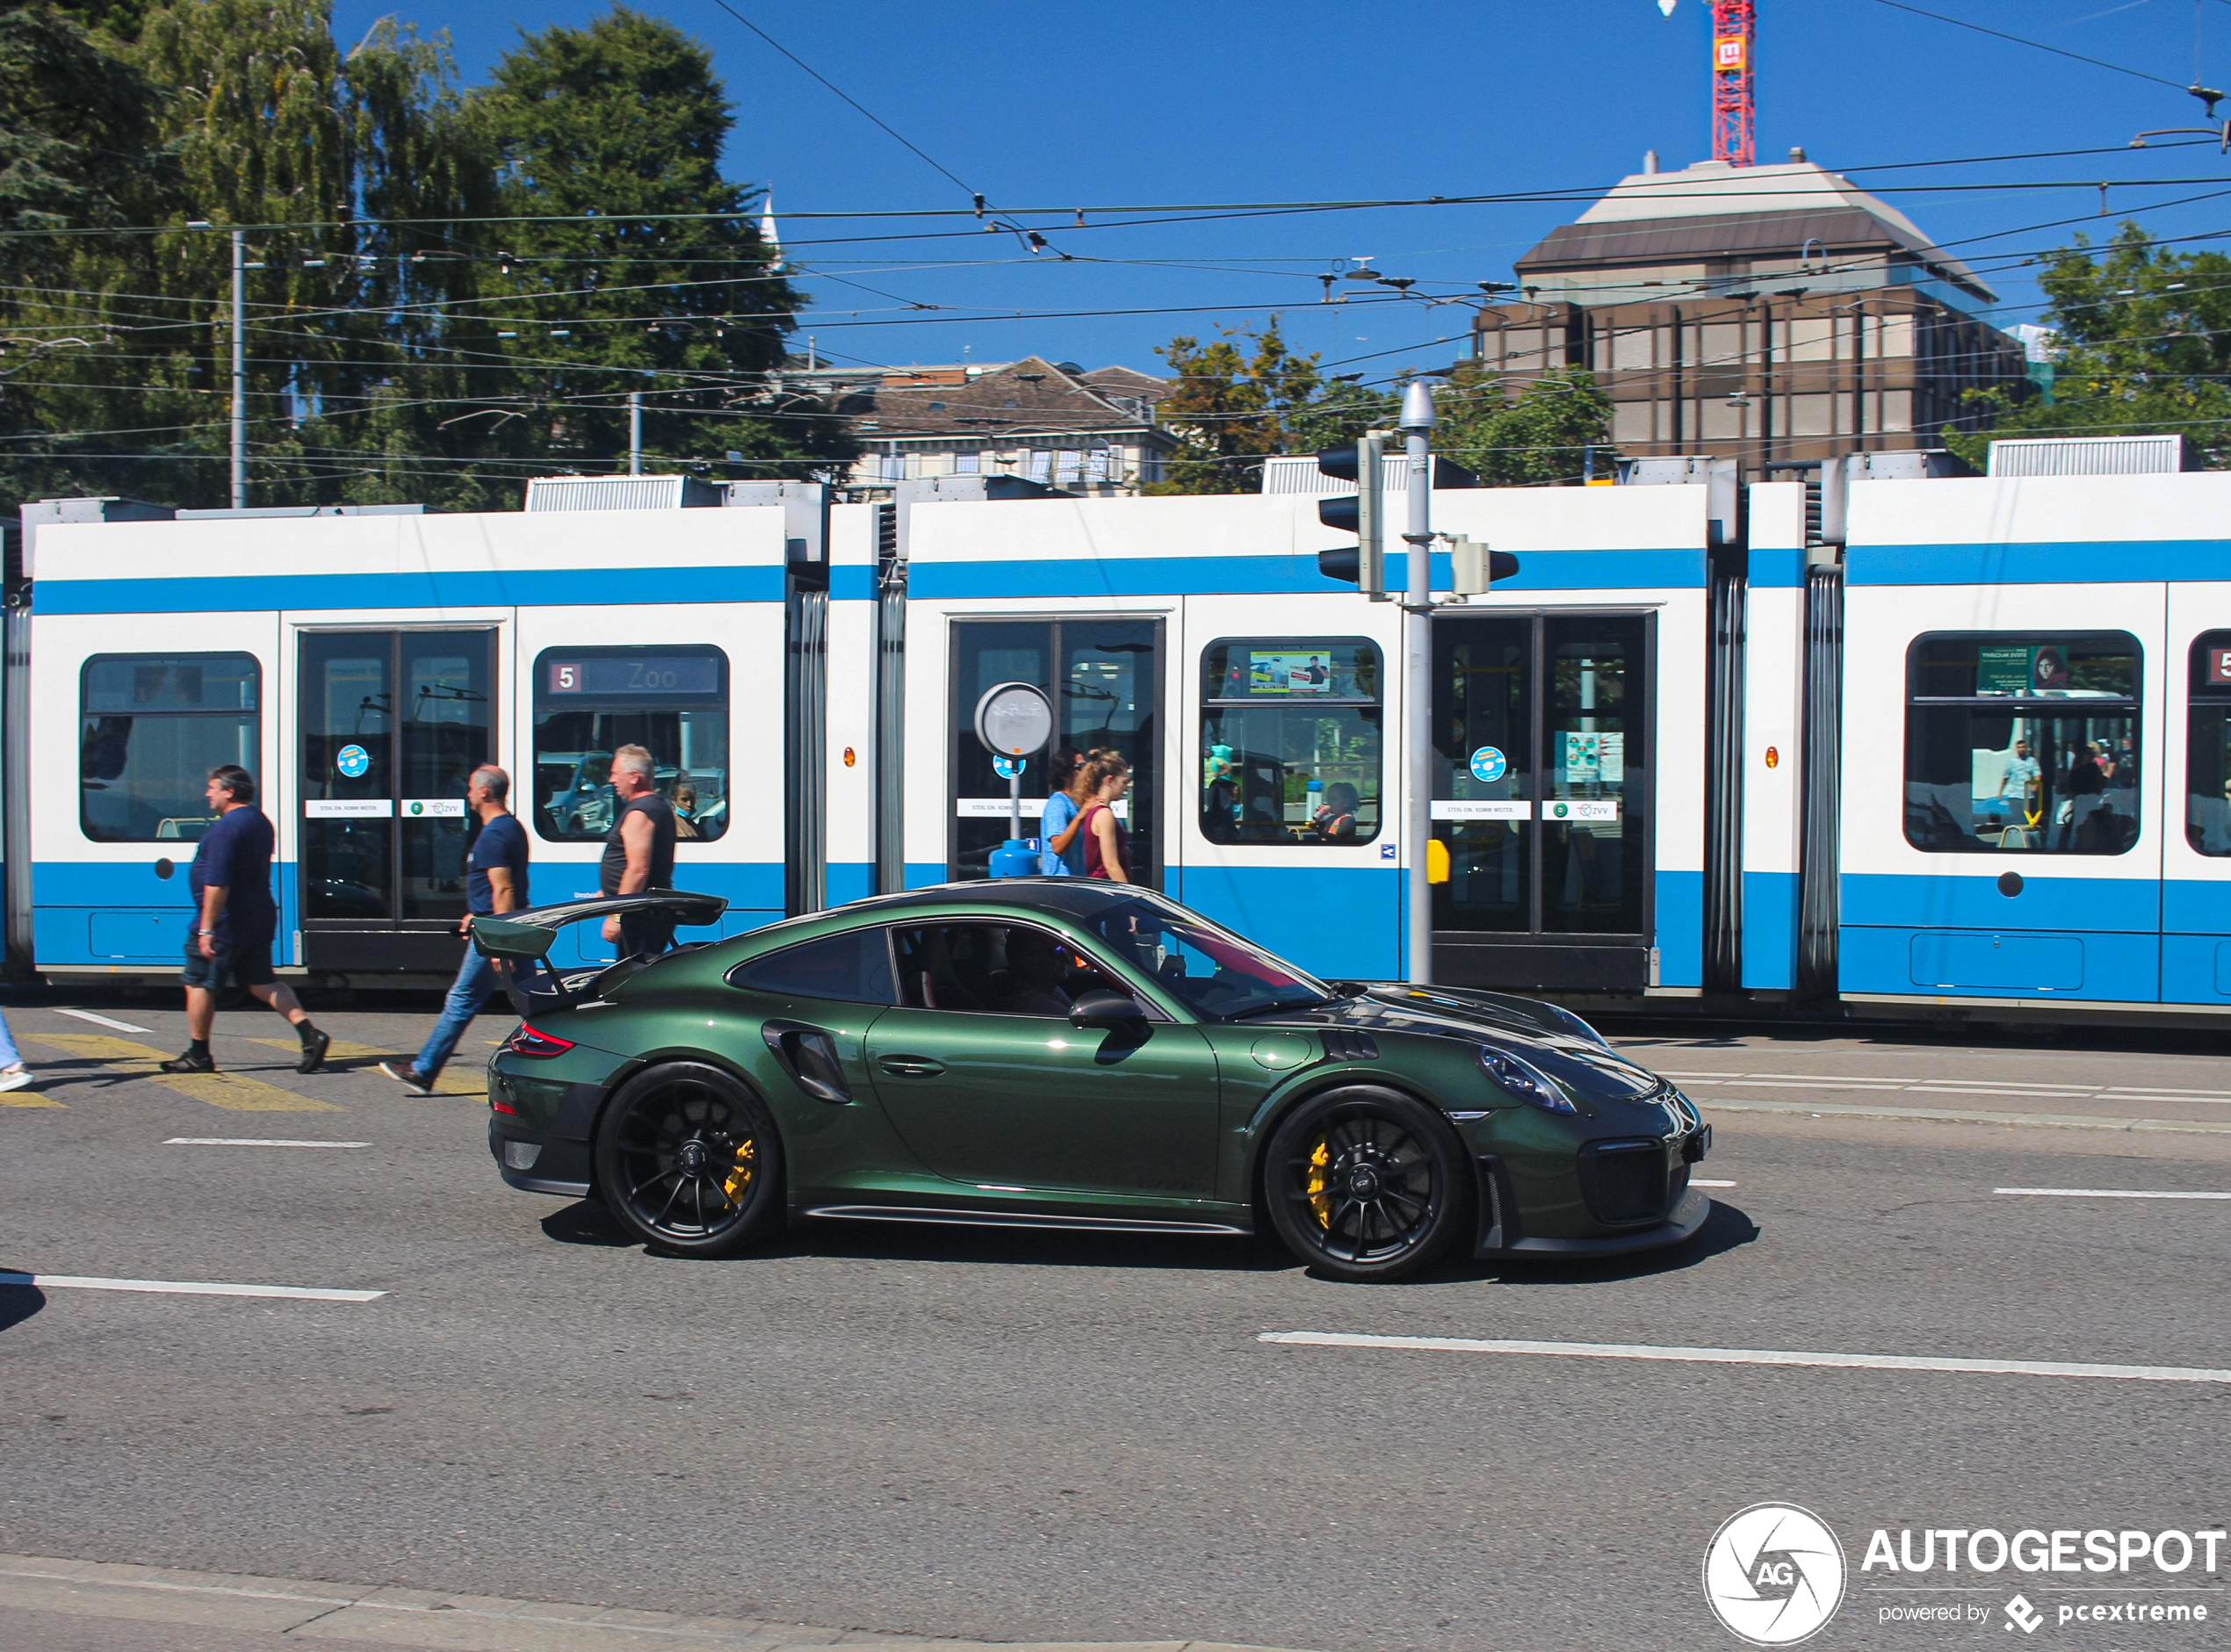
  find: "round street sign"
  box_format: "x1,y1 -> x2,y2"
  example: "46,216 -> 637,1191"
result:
974,682 -> 1054,757
993,755 -> 1026,780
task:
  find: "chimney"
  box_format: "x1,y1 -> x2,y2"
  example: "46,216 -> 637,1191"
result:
1789,145 -> 1807,163
1643,149 -> 1660,174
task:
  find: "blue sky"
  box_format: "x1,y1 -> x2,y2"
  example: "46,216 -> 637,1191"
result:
330,0 -> 2231,382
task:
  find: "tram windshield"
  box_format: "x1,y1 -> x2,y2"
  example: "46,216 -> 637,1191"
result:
1199,638 -> 1382,846
1903,633 -> 2140,855
531,645 -> 729,841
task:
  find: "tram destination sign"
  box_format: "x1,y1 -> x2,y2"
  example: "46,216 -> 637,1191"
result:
546,657 -> 718,696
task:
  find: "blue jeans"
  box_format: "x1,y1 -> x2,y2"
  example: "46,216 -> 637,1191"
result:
0,1009 -> 19,1069
415,946 -> 503,1081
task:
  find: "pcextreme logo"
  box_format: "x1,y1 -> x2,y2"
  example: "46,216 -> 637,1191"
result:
1704,1503 -> 1849,1646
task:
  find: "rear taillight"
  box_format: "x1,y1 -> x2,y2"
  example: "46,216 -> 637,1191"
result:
502,1024 -> 574,1058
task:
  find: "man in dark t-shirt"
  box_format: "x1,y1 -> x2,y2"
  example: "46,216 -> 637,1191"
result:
162,765 -> 330,1074
600,743 -> 678,959
381,764 -> 530,1095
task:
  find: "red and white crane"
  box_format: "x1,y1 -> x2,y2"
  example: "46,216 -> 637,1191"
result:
1659,0 -> 1757,168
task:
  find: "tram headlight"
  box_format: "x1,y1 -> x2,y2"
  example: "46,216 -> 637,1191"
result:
1479,1047 -> 1578,1115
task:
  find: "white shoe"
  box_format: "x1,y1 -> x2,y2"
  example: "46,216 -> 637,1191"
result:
0,1067 -> 35,1093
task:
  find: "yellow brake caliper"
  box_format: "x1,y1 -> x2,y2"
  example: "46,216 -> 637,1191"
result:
1306,1138 -> 1332,1229
722,1137 -> 756,1203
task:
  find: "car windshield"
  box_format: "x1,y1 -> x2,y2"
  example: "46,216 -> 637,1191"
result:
1071,893 -> 1333,1020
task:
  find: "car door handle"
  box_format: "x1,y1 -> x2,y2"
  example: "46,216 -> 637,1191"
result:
877,1054 -> 945,1078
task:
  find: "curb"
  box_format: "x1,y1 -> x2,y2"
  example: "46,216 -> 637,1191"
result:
0,1554 -> 1310,1652
1698,1099 -> 2231,1136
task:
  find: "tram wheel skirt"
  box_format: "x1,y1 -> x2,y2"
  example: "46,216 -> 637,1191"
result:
1432,941 -> 1649,994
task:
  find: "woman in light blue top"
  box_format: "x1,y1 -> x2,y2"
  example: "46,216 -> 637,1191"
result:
1040,746 -> 1094,876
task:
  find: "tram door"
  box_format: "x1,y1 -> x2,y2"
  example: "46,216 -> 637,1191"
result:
299,630 -> 496,972
1431,613 -> 1651,991
948,618 -> 1162,886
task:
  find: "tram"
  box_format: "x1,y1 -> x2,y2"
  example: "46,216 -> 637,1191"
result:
9,439 -> 2229,1025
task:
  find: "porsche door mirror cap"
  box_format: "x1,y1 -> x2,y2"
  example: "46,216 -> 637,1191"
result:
1069,988 -> 1149,1030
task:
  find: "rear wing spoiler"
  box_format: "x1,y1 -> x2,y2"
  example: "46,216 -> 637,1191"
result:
472,891 -> 729,1015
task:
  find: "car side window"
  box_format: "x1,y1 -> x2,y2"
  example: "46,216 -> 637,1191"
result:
890,922 -> 1120,1017
726,928 -> 895,1005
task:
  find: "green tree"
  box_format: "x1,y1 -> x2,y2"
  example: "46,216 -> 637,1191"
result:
1945,223 -> 2231,470
1144,322 -> 1397,494
466,6 -> 850,479
1427,363 -> 1615,487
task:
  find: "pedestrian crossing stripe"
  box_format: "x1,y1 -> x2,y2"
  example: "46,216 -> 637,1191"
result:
19,1033 -> 342,1112
248,1036 -> 484,1097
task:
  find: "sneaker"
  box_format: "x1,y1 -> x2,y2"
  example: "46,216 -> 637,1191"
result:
0,1067 -> 33,1094
378,1058 -> 434,1096
296,1026 -> 331,1074
159,1050 -> 214,1073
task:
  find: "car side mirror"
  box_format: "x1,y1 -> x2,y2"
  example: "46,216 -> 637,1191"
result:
1069,987 -> 1148,1030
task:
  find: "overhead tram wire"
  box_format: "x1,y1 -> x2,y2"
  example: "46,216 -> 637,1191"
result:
1867,0 -> 2206,96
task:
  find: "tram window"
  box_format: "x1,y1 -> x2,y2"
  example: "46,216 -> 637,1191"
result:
1200,638 -> 1382,846
1903,633 -> 2141,855
80,653 -> 259,842
2185,632 -> 2231,855
531,645 -> 728,842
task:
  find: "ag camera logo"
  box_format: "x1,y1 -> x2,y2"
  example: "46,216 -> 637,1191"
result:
1704,1503 -> 1847,1646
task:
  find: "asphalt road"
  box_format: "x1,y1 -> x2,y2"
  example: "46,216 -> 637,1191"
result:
2,998 -> 2227,1652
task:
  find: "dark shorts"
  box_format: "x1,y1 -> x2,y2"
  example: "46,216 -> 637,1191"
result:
181,935 -> 278,990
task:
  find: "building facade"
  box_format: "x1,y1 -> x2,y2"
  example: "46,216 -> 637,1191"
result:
1475,155 -> 2030,475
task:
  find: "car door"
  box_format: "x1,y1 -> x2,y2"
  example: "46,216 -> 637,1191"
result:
864,920 -> 1220,1199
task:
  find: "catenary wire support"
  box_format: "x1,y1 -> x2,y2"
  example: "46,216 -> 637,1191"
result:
1400,379 -> 1437,985
230,228 -> 247,509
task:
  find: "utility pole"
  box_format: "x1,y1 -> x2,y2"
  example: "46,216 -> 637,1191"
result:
1400,379 -> 1436,985
230,228 -> 247,509
628,391 -> 643,475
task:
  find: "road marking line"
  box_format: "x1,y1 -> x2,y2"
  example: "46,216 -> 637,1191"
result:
0,1087 -> 63,1107
164,1137 -> 371,1148
0,1272 -> 383,1302
1660,1069 -> 2231,1105
1257,1331 -> 2231,1383
21,1033 -> 341,1112
249,1035 -> 483,1096
1996,1187 -> 2231,1201
1693,1179 -> 1737,1187
49,1006 -> 154,1034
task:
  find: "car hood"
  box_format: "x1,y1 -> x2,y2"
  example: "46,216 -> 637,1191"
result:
1259,985 -> 1679,1115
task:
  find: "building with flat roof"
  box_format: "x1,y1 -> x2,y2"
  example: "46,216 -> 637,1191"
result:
1474,154 -> 2029,476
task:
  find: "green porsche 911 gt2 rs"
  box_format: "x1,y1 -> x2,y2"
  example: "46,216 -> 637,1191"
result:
473,882 -> 1711,1282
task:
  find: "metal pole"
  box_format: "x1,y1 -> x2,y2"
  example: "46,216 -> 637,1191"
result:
1009,765 -> 1022,840
229,228 -> 246,509
1400,379 -> 1436,985
628,391 -> 643,475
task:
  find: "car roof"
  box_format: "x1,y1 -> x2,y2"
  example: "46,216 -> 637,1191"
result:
821,878 -> 1155,923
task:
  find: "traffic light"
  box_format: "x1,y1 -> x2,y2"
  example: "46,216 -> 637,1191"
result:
1314,435 -> 1384,597
1448,536 -> 1521,593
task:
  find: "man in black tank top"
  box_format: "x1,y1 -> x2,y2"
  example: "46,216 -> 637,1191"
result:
600,743 -> 678,957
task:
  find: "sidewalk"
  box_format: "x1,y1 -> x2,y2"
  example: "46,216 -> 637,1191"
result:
0,1555 -> 1310,1652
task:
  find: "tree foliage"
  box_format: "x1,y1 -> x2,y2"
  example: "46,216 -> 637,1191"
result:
1427,363 -> 1616,487
1946,224 -> 2231,470
0,0 -> 846,514
1144,323 -> 1397,494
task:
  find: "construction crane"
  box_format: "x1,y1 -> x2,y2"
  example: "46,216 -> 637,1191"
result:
1658,0 -> 1756,168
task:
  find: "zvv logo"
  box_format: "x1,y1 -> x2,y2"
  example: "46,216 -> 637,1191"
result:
1704,1504 -> 1848,1646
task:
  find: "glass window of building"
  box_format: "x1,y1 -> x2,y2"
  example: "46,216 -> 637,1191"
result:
532,646 -> 728,842
1199,639 -> 1382,846
1904,633 -> 2141,855
80,653 -> 259,841
2186,632 -> 2231,855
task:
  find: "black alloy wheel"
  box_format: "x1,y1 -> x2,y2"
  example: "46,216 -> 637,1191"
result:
1263,1086 -> 1471,1282
593,1062 -> 783,1257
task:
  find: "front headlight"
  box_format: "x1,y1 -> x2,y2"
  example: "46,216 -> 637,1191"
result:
1479,1047 -> 1578,1115
1546,1004 -> 1610,1048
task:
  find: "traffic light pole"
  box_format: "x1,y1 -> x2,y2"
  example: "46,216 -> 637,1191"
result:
1400,379 -> 1436,985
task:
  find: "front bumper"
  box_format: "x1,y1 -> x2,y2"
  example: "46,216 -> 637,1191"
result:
1473,1183 -> 1710,1259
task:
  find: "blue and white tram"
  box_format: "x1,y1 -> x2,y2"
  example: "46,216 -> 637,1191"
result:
18,494 -> 798,985
13,447 -> 2231,1027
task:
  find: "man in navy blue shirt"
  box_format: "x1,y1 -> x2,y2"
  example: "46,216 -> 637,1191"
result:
381,764 -> 529,1095
162,765 -> 330,1073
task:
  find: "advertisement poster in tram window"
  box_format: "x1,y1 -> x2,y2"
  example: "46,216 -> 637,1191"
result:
1247,652 -> 1332,695
1976,644 -> 2070,696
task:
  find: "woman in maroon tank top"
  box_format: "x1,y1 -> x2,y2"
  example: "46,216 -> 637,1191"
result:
1079,755 -> 1133,883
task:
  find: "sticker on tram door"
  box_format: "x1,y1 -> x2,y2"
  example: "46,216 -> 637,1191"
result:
1548,800 -> 1620,822
402,799 -> 467,818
